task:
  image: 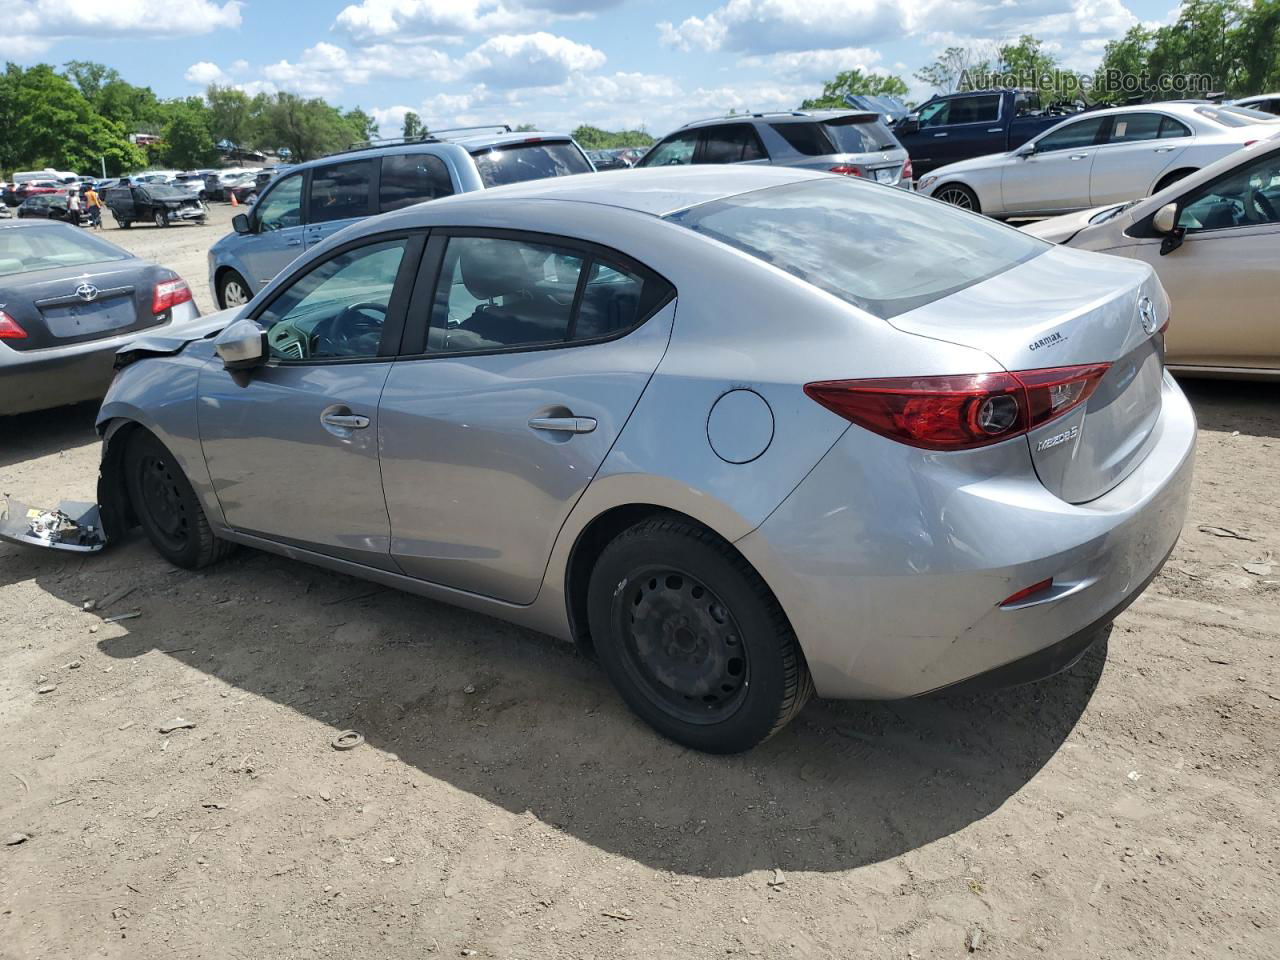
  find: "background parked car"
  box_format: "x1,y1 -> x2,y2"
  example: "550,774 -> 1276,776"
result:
1231,93 -> 1280,115
16,193 -> 86,225
208,126 -> 594,308
1022,137 -> 1280,377
14,180 -> 61,203
0,219 -> 201,415
637,110 -> 913,187
918,102 -> 1280,216
586,148 -> 633,170
893,89 -> 1084,176
845,93 -> 913,125
104,183 -> 207,229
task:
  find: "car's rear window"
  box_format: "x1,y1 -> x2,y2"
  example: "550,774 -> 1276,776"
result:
0,226 -> 129,277
666,178 -> 1047,319
824,116 -> 897,153
1194,104 -> 1278,127
470,141 -> 592,187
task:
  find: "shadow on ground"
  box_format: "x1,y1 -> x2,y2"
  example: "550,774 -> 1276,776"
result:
3,525 -> 1105,878
0,401 -> 100,469
1176,375 -> 1280,439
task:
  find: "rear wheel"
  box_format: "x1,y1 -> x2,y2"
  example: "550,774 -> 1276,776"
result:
217,270 -> 252,309
934,183 -> 980,213
123,430 -> 231,570
587,517 -> 812,753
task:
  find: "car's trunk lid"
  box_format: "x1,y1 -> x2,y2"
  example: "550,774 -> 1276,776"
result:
0,262 -> 163,351
888,245 -> 1167,503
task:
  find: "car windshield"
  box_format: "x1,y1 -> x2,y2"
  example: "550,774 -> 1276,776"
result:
1194,104 -> 1278,127
470,141 -> 592,187
0,225 -> 129,277
666,178 -> 1046,319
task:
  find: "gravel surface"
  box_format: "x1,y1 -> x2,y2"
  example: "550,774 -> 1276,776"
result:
1,207 -> 1277,959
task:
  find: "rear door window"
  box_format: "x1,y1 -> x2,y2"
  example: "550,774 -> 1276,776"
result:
1158,116 -> 1192,138
470,141 -> 592,187
769,122 -> 835,156
948,95 -> 1001,124
379,153 -> 454,212
308,159 -> 374,224
1107,113 -> 1164,143
699,124 -> 767,163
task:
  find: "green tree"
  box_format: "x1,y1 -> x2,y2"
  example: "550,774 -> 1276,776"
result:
62,60 -> 121,103
1094,25 -> 1156,103
257,92 -> 355,162
1147,0 -> 1245,96
1236,0 -> 1280,93
344,107 -> 378,144
570,124 -> 654,149
800,69 -> 909,109
206,84 -> 255,158
162,99 -> 219,168
917,46 -> 994,93
402,110 -> 425,139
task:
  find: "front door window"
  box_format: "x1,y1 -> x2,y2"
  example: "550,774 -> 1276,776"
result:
254,173 -> 304,232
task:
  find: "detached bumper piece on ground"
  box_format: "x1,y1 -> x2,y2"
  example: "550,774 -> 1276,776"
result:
0,499 -> 106,553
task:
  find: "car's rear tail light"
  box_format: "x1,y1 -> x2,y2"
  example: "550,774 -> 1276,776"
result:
152,277 -> 193,315
829,164 -> 864,177
1001,578 -> 1054,607
804,364 -> 1111,451
0,310 -> 27,340
902,156 -> 914,181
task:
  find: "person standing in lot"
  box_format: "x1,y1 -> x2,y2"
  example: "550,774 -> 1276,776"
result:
66,188 -> 82,225
84,184 -> 102,228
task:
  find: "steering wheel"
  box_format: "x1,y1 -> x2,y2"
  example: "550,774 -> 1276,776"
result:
1251,188 -> 1278,223
310,301 -> 387,357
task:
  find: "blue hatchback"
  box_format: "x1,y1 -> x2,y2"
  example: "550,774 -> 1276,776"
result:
207,127 -> 594,309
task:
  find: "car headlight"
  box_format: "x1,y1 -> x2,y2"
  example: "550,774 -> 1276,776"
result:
919,175 -> 939,192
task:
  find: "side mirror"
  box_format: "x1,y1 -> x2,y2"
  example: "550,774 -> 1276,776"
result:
1017,143 -> 1038,158
213,318 -> 267,371
1153,202 -> 1186,256
896,116 -> 920,135
1152,202 -> 1178,234
232,213 -> 252,235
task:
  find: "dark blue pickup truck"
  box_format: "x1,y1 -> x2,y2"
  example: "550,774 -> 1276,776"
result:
895,89 -> 1085,176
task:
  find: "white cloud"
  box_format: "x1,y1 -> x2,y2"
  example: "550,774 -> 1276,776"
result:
1,0 -> 241,56
185,61 -> 229,86
333,0 -> 621,44
659,0 -> 902,55
461,32 -> 606,88
740,46 -> 884,83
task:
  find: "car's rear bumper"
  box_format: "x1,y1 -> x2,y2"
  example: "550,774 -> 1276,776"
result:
736,371 -> 1196,699
0,301 -> 201,417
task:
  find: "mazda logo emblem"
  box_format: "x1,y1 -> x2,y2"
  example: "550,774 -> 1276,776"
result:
75,283 -> 99,303
1137,295 -> 1157,335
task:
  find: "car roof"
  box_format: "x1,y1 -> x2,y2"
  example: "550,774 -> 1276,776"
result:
418,164 -> 826,218
675,110 -> 880,131
291,130 -> 578,170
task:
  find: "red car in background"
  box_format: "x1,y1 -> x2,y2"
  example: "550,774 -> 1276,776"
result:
14,180 -> 61,203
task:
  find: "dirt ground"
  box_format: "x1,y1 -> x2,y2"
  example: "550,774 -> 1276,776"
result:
1,205 -> 1278,960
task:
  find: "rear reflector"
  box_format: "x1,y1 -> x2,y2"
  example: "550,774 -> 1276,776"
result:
0,309 -> 27,340
152,277 -> 193,315
1001,578 -> 1054,607
804,364 -> 1110,451
902,157 -> 914,181
829,164 -> 864,177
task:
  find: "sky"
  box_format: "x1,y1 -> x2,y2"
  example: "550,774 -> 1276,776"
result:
2,0 -> 1183,139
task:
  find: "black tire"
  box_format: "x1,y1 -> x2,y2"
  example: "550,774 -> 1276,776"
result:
217,270 -> 252,309
154,211 -> 168,228
933,183 -> 980,213
123,430 -> 232,570
587,517 -> 813,753
1154,169 -> 1195,194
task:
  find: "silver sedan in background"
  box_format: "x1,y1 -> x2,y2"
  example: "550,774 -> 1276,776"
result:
1,220 -> 200,415
89,168 -> 1194,752
918,101 -> 1280,217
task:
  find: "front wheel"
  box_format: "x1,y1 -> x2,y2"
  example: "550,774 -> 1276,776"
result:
933,183 -> 980,213
217,270 -> 252,309
123,430 -> 232,569
587,517 -> 813,753
154,211 -> 168,228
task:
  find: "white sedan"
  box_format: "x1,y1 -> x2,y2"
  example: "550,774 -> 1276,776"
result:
917,102 -> 1280,218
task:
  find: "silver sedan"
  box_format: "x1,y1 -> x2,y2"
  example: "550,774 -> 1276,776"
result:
90,167 -> 1194,752
1,220 -> 201,416
918,102 -> 1280,217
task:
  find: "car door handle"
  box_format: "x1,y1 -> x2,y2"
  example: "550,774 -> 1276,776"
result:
1154,146 -> 1175,153
1070,153 -> 1089,160
321,413 -> 370,429
987,127 -> 1003,132
286,238 -> 301,246
933,132 -> 948,137
528,416 -> 597,434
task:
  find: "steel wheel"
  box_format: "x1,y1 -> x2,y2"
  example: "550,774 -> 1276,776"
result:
616,566 -> 751,724
935,185 -> 977,210
135,452 -> 191,553
154,211 -> 167,228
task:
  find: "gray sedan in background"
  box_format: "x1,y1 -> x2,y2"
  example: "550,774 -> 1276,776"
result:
89,168 -> 1193,752
0,221 -> 200,415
